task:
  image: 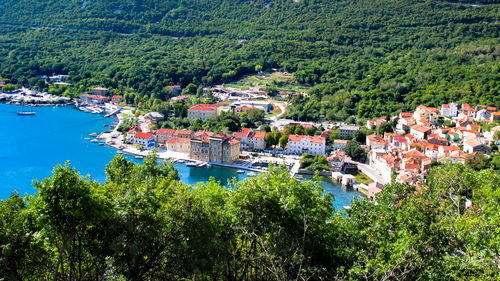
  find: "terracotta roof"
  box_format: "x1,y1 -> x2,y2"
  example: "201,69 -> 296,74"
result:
400,112 -> 414,118
128,126 -> 142,133
288,134 -> 325,143
174,129 -> 192,136
253,131 -> 266,139
411,124 -> 432,133
334,139 -> 348,144
487,107 -> 496,111
167,139 -> 177,144
189,104 -> 218,111
84,94 -> 108,99
156,128 -> 175,135
440,146 -> 460,152
135,132 -> 153,139
112,95 -> 122,99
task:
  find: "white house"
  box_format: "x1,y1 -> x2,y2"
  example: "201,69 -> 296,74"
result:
287,135 -> 326,155
333,139 -> 348,150
441,102 -> 458,117
339,125 -> 359,138
187,104 -> 219,121
133,132 -> 155,148
463,138 -> 491,154
410,125 -> 432,140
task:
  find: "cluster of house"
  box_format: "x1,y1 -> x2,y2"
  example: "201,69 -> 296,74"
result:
79,87 -> 124,105
360,103 -> 499,185
125,126 -> 244,163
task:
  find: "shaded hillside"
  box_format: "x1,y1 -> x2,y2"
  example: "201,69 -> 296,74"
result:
0,0 -> 498,118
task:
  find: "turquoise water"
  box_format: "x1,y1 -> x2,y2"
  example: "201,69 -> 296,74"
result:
0,104 -> 359,209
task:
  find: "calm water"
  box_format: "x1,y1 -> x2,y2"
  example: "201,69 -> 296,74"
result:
0,104 -> 359,209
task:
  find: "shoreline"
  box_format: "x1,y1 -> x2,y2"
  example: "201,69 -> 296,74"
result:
97,113 -> 287,174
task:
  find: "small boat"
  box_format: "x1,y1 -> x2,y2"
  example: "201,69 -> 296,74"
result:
90,139 -> 98,143
206,164 -> 212,168
17,111 -> 35,115
247,172 -> 257,177
237,170 -> 245,174
186,162 -> 197,167
117,151 -> 124,154
295,175 -> 303,180
104,125 -> 109,127
89,133 -> 97,137
135,155 -> 144,159
177,159 -> 185,163
17,102 -> 36,115
84,137 -> 91,140
98,143 -> 104,146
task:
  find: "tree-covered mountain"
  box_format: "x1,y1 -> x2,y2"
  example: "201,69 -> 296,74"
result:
0,0 -> 499,118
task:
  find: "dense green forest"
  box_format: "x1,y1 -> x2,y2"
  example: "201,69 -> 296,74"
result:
0,0 -> 499,119
0,153 -> 498,280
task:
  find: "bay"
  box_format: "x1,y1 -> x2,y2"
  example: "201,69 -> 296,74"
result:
0,103 -> 359,209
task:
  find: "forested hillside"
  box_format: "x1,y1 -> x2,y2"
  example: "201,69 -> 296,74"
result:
0,0 -> 499,118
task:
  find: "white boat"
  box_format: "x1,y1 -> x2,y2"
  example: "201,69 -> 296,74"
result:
89,132 -> 97,136
237,170 -> 245,174
186,162 -> 197,167
177,159 -> 185,163
247,172 -> 257,177
90,139 -> 98,143
135,155 -> 144,159
17,102 -> 35,115
295,175 -> 303,180
17,111 -> 35,115
206,164 -> 212,168
84,137 -> 91,140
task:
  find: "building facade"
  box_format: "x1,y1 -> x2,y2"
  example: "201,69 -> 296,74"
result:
287,135 -> 326,155
187,104 -> 219,121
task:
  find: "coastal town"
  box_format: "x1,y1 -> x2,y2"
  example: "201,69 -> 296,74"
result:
1,80 -> 499,200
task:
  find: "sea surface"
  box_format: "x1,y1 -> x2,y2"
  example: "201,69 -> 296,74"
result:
0,103 -> 359,209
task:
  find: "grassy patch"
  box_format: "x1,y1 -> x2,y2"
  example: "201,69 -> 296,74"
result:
355,172 -> 374,185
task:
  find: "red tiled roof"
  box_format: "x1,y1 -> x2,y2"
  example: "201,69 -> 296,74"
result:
253,131 -> 266,139
167,139 -> 177,144
411,125 -> 432,133
189,104 -> 218,111
288,134 -> 325,143
135,132 -> 153,139
112,95 -> 122,99
156,128 -> 175,135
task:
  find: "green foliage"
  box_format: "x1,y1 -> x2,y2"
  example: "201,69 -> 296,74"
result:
300,153 -> 330,172
1,156 -> 499,280
345,140 -> 367,161
116,117 -> 137,133
0,0 -> 497,120
1,83 -> 19,91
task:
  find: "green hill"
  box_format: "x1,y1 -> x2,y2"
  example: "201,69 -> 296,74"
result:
0,0 -> 499,118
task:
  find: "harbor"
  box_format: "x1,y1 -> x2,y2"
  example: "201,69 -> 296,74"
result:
0,103 -> 359,209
